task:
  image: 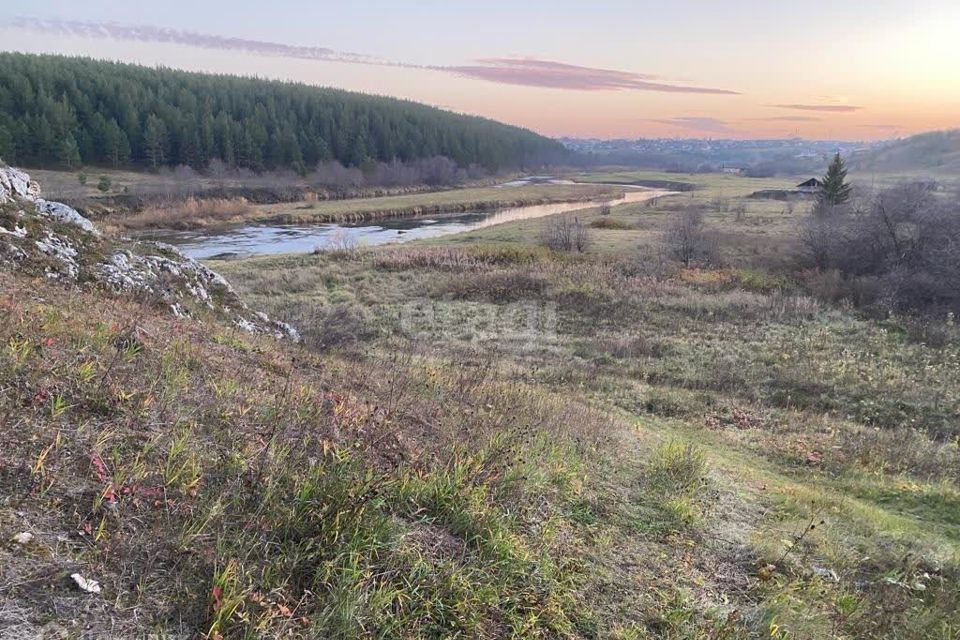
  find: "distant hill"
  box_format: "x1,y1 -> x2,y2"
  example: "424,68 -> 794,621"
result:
0,53 -> 566,173
853,129 -> 960,174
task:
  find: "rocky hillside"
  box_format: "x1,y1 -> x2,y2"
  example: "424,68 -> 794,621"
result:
0,165 -> 298,340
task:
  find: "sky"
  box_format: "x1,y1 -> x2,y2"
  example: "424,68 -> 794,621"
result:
1,0 -> 959,140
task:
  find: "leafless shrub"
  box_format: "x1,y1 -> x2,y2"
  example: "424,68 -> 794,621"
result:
665,209 -> 711,266
800,182 -> 960,312
310,161 -> 365,189
540,214 -> 591,252
590,217 -> 632,230
206,158 -> 229,186
280,302 -> 373,351
598,202 -> 612,216
799,216 -> 844,269
314,229 -> 361,257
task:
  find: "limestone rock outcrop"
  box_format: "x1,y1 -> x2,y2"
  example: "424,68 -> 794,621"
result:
0,165 -> 299,341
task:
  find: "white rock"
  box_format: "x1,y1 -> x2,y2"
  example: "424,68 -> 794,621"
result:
274,320 -> 302,342
235,316 -> 258,334
35,233 -> 79,279
12,532 -> 33,545
34,199 -> 100,236
0,223 -> 27,238
0,166 -> 41,203
70,573 -> 102,594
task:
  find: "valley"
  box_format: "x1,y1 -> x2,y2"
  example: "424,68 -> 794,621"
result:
0,30 -> 958,638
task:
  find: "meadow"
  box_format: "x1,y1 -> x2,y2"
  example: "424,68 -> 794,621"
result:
4,168 -> 958,638
208,169 -> 960,638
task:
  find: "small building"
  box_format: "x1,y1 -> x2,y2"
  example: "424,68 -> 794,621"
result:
797,178 -> 822,192
721,166 -> 744,175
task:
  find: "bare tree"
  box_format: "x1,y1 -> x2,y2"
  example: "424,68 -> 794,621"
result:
207,158 -> 229,188
799,182 -> 960,311
665,209 -> 708,266
541,215 -> 591,252
799,215 -> 846,269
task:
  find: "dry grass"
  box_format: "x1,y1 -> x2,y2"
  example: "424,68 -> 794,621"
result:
114,197 -> 257,230
214,224 -> 960,638
6,166 -> 960,638
0,271 -> 624,638
259,183 -> 626,224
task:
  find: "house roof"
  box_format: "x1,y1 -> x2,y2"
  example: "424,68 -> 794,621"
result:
797,178 -> 821,188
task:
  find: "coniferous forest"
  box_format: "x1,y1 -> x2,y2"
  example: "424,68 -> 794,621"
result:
0,53 -> 566,173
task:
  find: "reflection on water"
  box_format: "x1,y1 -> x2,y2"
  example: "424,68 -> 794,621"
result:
141,187 -> 668,260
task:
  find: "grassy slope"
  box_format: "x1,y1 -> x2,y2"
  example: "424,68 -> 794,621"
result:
4,170 -> 959,638
212,170 -> 960,639
0,273 -> 619,638
852,129 -> 960,176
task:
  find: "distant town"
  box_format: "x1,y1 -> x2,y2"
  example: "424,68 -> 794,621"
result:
559,137 -> 876,174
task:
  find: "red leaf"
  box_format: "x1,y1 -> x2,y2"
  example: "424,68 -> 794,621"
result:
89,453 -> 110,483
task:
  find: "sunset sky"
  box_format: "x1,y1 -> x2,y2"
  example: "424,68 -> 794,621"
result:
2,0 -> 959,140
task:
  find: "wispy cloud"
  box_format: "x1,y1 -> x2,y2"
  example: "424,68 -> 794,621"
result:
775,104 -> 863,113
754,115 -> 821,122
652,116 -> 737,134
439,58 -> 739,94
7,17 -> 740,95
8,16 -> 381,64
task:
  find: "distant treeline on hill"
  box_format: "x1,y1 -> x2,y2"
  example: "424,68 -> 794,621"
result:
0,53 -> 566,173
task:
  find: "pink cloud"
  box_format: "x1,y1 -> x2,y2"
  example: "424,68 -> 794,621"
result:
439,58 -> 739,94
775,104 -> 863,113
755,115 -> 821,122
8,17 -> 740,96
9,16 -> 378,64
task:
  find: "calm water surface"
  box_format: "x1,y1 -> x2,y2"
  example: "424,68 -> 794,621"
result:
141,183 -> 669,259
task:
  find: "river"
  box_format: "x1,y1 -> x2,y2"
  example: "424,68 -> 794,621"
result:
140,184 -> 670,260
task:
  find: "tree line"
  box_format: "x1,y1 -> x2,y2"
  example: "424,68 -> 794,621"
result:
0,53 -> 566,173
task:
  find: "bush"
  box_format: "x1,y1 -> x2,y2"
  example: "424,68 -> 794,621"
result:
97,175 -> 112,192
799,183 -> 960,312
540,214 -> 591,252
665,209 -> 712,266
590,217 -> 632,230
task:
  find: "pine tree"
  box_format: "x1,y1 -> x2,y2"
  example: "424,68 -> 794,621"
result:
819,153 -> 852,206
59,134 -> 82,169
0,52 -> 566,172
143,115 -> 168,170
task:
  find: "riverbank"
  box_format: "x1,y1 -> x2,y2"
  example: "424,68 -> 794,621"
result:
111,182 -> 628,231
136,188 -> 671,259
